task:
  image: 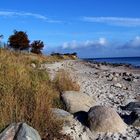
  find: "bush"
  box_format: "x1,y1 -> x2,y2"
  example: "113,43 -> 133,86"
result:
31,40 -> 44,54
8,30 -> 30,50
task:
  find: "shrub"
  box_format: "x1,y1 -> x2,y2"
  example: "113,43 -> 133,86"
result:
8,30 -> 30,50
31,40 -> 44,54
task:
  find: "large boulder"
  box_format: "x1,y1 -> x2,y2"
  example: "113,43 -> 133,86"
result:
61,91 -> 96,113
88,106 -> 127,133
0,123 -> 41,140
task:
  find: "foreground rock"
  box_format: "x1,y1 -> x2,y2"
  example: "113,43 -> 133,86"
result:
88,106 -> 127,133
62,91 -> 96,113
121,102 -> 140,126
121,102 -> 140,113
0,123 -> 41,140
52,108 -> 94,140
62,114 -> 94,140
52,108 -> 72,119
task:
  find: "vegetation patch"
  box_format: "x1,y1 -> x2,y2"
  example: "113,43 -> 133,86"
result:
53,69 -> 80,93
0,49 -> 79,139
0,49 -> 62,138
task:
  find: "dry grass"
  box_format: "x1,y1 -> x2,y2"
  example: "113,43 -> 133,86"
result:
0,49 -> 64,138
53,69 -> 80,93
0,49 -> 79,139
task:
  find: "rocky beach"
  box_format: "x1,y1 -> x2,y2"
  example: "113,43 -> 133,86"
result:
45,60 -> 140,140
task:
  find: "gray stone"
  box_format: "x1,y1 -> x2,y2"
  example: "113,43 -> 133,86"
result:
61,91 -> 96,113
121,102 -> 140,113
114,73 -> 120,77
51,108 -> 72,119
16,123 -> 41,140
113,83 -> 122,88
0,123 -> 20,140
113,77 -> 118,81
0,123 -> 41,140
88,106 -> 127,133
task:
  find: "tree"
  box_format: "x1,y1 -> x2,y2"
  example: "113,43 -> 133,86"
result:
0,35 -> 3,42
0,34 -> 3,39
8,30 -> 30,50
71,52 -> 77,55
30,40 -> 44,54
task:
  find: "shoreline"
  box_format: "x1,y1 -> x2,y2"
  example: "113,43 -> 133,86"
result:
44,59 -> 140,139
82,58 -> 140,69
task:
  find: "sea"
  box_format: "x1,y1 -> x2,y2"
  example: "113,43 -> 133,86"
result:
84,57 -> 140,67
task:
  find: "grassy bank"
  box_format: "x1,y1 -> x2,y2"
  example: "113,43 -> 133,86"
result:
0,49 -> 79,139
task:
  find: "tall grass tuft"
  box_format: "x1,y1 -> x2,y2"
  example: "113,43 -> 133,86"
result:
53,69 -> 80,93
0,49 -> 62,138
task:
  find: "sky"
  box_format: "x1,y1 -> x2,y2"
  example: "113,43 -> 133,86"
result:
0,0 -> 140,58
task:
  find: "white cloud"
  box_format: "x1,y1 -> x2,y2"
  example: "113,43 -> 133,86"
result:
125,36 -> 140,48
82,17 -> 140,27
0,11 -> 62,23
62,38 -> 108,49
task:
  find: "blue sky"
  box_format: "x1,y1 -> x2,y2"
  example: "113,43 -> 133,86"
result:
0,0 -> 140,58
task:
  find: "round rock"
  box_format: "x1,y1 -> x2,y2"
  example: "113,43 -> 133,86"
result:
61,91 -> 96,113
88,106 -> 127,133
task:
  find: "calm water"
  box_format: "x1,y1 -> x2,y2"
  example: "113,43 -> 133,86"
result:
84,57 -> 140,67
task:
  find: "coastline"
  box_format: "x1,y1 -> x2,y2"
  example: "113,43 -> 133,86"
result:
81,57 -> 140,68
44,59 -> 140,139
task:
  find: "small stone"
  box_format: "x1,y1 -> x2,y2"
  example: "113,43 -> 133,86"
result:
113,77 -> 118,81
114,83 -> 122,88
31,63 -> 36,68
